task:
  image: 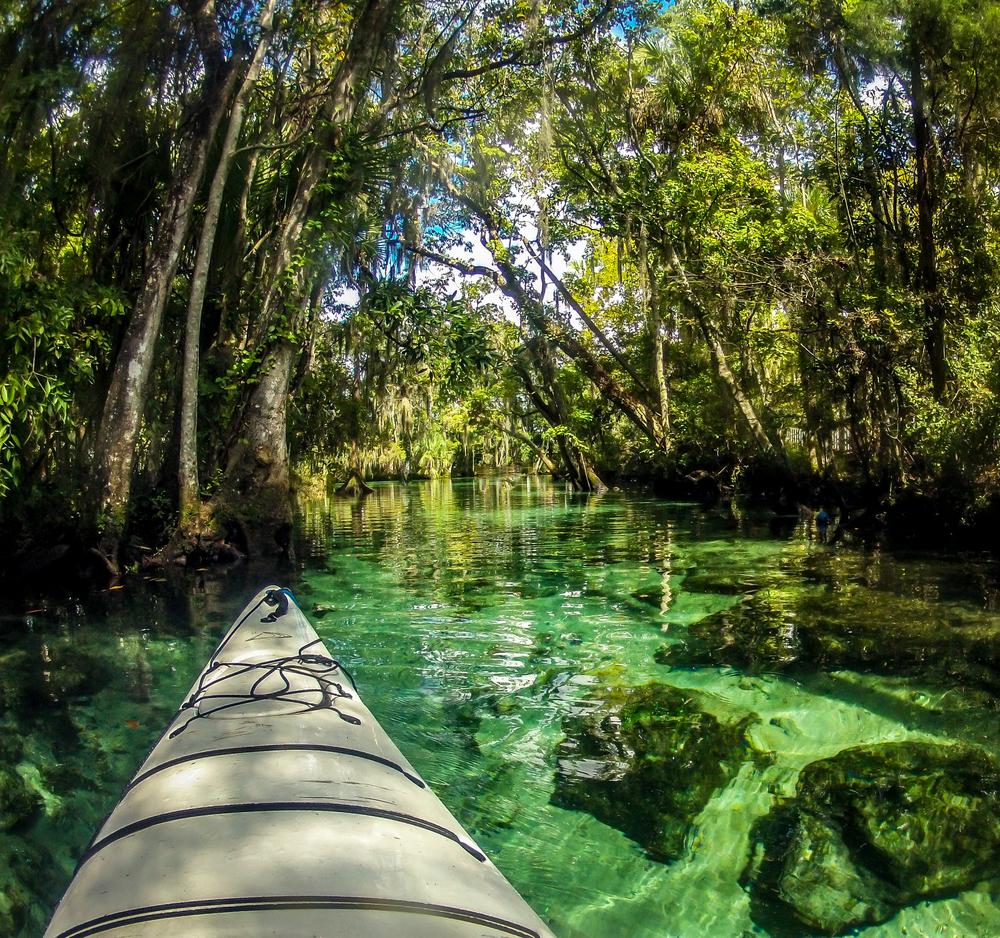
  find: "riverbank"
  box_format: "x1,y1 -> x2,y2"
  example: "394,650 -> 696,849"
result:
6,457 -> 999,597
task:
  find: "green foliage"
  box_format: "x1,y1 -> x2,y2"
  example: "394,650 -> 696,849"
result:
4,0 -> 1000,548
291,281 -> 507,478
362,281 -> 500,390
0,232 -> 124,499
902,315 -> 1000,481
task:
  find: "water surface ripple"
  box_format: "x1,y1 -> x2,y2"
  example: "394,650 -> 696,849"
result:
299,479 -> 1000,938
3,478 -> 1000,938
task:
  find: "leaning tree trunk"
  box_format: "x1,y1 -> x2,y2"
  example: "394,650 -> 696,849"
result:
179,279 -> 316,564
206,0 -> 399,557
552,326 -> 660,447
488,252 -> 638,488
91,20 -> 235,566
337,441 -> 375,496
210,340 -> 297,556
487,420 -> 559,474
526,240 -> 652,398
514,343 -> 606,493
536,265 -> 664,447
178,0 -> 278,528
663,241 -> 781,462
556,435 -> 605,493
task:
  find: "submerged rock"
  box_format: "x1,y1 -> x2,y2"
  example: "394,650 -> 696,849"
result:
742,741 -> 1000,937
551,682 -> 756,862
0,767 -> 41,832
664,585 -> 1000,692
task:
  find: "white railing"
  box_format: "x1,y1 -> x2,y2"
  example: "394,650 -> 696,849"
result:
782,427 -> 851,452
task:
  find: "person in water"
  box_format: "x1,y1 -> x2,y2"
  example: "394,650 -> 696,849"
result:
815,508 -> 831,543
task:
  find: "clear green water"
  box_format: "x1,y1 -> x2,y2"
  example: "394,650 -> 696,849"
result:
3,478 -> 1000,937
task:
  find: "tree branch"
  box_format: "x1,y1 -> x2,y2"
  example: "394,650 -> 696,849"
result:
522,237 -> 654,398
441,0 -> 615,80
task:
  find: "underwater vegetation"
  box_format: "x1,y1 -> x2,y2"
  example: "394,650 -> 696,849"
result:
0,605 -> 198,938
742,741 -> 1000,936
551,682 -> 759,862
656,584 -> 1000,694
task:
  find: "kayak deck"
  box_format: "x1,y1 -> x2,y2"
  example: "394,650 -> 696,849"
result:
44,586 -> 556,938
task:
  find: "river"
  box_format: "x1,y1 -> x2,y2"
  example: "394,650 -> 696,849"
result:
3,478 -> 1000,938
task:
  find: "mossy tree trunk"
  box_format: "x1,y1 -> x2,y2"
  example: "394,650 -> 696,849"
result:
337,441 -> 374,496
178,0 -> 279,530
91,6 -> 236,566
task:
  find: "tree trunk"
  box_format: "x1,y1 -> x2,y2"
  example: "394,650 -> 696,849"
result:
178,0 -> 278,527
557,436 -> 605,492
337,441 -> 374,496
662,241 -> 781,461
490,421 -> 559,474
699,315 -> 777,456
210,340 -> 297,556
514,342 -> 606,493
552,327 -> 660,446
650,273 -> 672,446
525,239 -> 653,398
91,14 -> 235,564
493,252 -> 661,449
640,223 -> 671,451
252,0 -> 398,346
832,44 -> 897,283
208,0 -> 398,556
909,33 -> 947,400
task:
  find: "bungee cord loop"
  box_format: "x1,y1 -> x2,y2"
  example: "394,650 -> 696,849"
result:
169,590 -> 361,738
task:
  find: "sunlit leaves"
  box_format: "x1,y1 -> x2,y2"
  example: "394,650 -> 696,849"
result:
0,233 -> 126,498
291,279 -> 504,474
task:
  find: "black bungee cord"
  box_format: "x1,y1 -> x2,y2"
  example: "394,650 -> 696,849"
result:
168,589 -> 361,739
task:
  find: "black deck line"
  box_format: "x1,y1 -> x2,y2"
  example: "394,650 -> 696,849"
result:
51,895 -> 542,938
121,743 -> 426,795
77,801 -> 487,866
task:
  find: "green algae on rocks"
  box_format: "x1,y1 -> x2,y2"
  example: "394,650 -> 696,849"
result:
742,741 -> 1000,937
0,768 -> 41,833
551,682 -> 758,862
663,584 -> 1000,693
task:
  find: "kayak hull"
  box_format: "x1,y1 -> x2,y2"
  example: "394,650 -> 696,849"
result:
44,586 -> 556,938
